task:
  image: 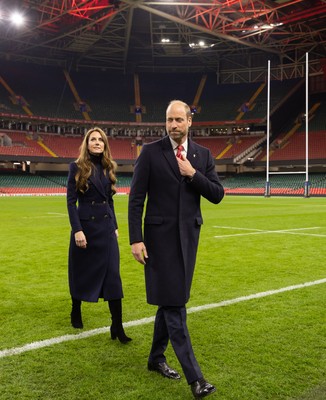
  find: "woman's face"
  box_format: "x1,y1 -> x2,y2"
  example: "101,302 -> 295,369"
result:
87,131 -> 105,155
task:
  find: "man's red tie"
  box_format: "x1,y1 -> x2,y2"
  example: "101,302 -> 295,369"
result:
176,145 -> 184,159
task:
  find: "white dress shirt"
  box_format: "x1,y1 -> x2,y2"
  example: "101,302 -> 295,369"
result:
170,137 -> 188,158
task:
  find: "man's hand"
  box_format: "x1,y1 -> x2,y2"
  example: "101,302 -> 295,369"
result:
131,242 -> 148,265
176,154 -> 196,178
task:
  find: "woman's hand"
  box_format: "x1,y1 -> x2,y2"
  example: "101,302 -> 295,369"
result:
74,231 -> 87,249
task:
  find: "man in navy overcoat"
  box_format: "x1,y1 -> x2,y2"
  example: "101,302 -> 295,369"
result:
128,100 -> 224,398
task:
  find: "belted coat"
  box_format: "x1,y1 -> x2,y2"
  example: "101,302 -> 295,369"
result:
67,160 -> 123,302
128,136 -> 224,306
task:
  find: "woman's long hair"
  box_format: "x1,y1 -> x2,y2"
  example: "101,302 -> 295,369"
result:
75,127 -> 117,194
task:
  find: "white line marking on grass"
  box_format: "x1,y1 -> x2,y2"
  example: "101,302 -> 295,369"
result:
0,317 -> 155,359
213,226 -> 323,238
47,213 -> 66,216
1,278 -> 325,360
282,232 -> 326,238
23,213 -> 66,219
188,278 -> 326,313
213,226 -> 264,231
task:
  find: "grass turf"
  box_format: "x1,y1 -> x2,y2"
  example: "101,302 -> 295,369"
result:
0,195 -> 325,399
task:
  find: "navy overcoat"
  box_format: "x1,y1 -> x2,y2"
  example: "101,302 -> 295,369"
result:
128,136 -> 224,306
67,161 -> 123,302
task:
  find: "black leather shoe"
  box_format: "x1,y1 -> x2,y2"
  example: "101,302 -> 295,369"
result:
148,362 -> 181,380
191,378 -> 216,398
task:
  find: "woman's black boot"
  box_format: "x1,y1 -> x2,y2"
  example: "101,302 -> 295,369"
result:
108,299 -> 132,344
71,298 -> 83,329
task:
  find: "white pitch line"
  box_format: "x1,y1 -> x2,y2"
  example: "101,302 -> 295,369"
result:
47,212 -> 66,216
213,227 -> 322,238
1,278 -> 325,359
214,226 -> 320,232
278,232 -> 326,238
188,278 -> 326,313
23,214 -> 66,219
213,226 -> 264,231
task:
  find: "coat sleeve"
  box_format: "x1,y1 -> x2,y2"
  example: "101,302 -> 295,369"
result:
188,147 -> 224,204
128,144 -> 151,244
109,195 -> 118,230
67,162 -> 83,234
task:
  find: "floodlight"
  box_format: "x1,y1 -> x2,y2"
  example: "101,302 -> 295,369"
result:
10,11 -> 24,26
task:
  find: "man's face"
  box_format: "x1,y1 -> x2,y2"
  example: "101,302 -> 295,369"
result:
166,103 -> 192,143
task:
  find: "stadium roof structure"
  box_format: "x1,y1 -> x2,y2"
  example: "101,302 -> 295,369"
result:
0,0 -> 325,74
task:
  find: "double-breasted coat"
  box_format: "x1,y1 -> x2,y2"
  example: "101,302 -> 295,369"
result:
128,136 -> 224,306
67,160 -> 123,302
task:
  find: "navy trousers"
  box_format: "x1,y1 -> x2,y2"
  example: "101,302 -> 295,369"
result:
148,305 -> 203,384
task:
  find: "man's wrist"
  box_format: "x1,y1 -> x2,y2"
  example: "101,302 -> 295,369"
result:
189,169 -> 196,181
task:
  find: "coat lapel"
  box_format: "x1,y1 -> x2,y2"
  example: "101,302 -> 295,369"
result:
161,136 -> 181,180
89,172 -> 107,199
187,139 -> 200,169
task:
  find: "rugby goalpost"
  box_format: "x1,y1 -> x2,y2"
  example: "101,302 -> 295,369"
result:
264,53 -> 310,198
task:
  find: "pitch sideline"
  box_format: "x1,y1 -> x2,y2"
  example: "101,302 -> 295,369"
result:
1,278 -> 325,359
213,226 -> 326,238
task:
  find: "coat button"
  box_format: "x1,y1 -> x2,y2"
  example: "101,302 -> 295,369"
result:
91,201 -> 95,205
91,216 -> 95,220
103,200 -> 106,204
104,214 -> 108,218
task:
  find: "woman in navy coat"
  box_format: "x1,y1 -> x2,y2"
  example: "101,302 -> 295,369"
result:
67,127 -> 131,343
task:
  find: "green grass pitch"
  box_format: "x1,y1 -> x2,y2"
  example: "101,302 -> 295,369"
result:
0,195 -> 325,400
